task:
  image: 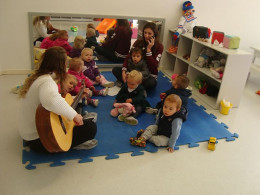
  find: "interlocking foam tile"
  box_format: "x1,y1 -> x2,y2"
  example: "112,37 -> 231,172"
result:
22,72 -> 238,169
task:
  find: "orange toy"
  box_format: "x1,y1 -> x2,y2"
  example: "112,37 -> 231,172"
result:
96,18 -> 117,34
168,46 -> 178,54
256,91 -> 260,95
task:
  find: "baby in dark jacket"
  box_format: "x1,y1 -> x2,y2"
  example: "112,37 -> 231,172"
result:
146,74 -> 192,114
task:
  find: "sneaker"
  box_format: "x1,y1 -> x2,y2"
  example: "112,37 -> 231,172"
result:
115,80 -> 123,87
10,85 -> 21,94
99,87 -> 108,96
130,137 -> 146,147
74,139 -> 98,150
87,90 -> 93,97
102,81 -> 114,88
145,107 -> 158,114
83,112 -> 98,123
117,114 -> 126,122
124,116 -> 138,125
136,129 -> 145,138
91,99 -> 99,107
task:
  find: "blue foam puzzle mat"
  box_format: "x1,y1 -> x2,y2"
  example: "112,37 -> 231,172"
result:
22,72 -> 238,169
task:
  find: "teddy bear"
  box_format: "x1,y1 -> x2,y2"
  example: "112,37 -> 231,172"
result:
173,1 -> 197,42
110,103 -> 136,117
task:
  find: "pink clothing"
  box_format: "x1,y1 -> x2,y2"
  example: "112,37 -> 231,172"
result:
67,69 -> 93,96
53,38 -> 72,55
40,37 -> 54,49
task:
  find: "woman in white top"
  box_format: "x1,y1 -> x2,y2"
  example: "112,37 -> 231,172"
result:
32,16 -> 49,45
19,46 -> 97,153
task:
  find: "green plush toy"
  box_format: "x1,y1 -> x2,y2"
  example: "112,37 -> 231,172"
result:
194,77 -> 205,89
71,26 -> 78,32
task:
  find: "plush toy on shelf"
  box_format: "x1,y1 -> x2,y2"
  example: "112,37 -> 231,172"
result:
110,103 -> 136,117
210,66 -> 225,79
194,48 -> 216,68
173,1 -> 197,43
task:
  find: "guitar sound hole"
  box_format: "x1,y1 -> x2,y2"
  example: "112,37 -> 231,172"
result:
58,116 -> 67,134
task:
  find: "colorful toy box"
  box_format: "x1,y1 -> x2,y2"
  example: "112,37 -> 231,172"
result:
223,35 -> 240,49
211,31 -> 224,44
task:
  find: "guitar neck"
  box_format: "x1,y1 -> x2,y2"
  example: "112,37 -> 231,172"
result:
71,81 -> 85,109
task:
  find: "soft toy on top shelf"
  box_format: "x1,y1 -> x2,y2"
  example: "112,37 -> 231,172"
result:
110,103 -> 136,117
173,1 -> 197,43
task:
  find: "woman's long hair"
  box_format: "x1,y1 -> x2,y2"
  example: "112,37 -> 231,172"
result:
135,22 -> 160,53
19,47 -> 67,98
116,19 -> 132,36
33,16 -> 47,27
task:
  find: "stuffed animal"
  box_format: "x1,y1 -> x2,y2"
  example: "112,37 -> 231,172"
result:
210,66 -> 225,79
110,103 -> 136,117
194,48 -> 216,68
173,1 -> 197,42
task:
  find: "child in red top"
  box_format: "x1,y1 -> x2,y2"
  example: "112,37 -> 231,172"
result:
52,30 -> 72,55
67,57 -> 108,107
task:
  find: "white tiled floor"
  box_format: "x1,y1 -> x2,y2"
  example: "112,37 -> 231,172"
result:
0,68 -> 260,195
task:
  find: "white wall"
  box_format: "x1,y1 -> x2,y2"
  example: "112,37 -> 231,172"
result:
1,0 -> 259,73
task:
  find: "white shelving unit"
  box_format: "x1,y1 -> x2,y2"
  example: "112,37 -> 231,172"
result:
163,30 -> 253,109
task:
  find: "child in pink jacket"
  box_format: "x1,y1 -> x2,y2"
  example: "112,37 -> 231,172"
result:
52,30 -> 72,55
68,57 -> 108,107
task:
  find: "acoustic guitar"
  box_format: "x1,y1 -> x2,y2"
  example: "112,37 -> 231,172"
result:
35,82 -> 85,153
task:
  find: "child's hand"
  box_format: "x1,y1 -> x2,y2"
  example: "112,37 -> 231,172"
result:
160,93 -> 166,100
126,99 -> 132,103
167,147 -> 174,153
96,76 -> 101,83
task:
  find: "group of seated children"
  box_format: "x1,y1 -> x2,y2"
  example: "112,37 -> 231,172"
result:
110,64 -> 192,152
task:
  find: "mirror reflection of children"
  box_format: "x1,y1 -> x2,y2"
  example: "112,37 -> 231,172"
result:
69,36 -> 85,58
114,70 -> 150,125
130,94 -> 187,153
81,48 -> 114,88
115,47 -> 150,86
68,57 -> 108,107
52,30 -> 72,55
85,28 -> 99,49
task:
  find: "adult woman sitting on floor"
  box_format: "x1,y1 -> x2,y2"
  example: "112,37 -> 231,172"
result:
18,47 -> 97,153
94,19 -> 132,63
112,22 -> 164,91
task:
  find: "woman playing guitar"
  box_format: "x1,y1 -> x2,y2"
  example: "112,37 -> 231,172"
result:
18,46 -> 97,153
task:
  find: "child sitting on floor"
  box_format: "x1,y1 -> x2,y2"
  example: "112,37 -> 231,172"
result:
69,35 -> 85,58
84,27 -> 99,49
146,74 -> 192,114
114,47 -> 150,86
52,30 -> 72,55
113,70 -> 150,125
68,57 -> 108,107
130,94 -> 187,153
40,32 -> 59,49
81,48 -> 114,88
60,73 -> 98,122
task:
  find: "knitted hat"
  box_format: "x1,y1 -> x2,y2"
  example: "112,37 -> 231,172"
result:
182,1 -> 194,11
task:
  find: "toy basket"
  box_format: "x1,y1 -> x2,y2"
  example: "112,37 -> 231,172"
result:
219,100 -> 232,115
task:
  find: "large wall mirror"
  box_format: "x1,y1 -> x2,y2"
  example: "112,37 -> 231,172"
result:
29,12 -> 165,69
